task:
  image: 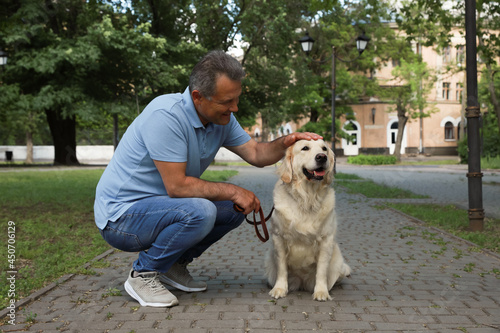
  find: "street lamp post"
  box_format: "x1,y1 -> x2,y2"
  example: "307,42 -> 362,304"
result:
0,49 -> 10,162
299,32 -> 370,153
465,0 -> 484,231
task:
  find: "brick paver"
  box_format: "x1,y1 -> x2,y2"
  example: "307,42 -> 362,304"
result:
1,166 -> 499,332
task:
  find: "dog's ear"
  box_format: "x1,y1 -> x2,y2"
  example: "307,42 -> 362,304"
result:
278,147 -> 294,183
324,149 -> 335,184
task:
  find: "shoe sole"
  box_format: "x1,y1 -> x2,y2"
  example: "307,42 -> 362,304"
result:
124,281 -> 179,307
159,275 -> 207,292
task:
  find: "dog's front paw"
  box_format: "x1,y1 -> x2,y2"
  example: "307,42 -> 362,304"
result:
269,287 -> 288,299
312,289 -> 332,301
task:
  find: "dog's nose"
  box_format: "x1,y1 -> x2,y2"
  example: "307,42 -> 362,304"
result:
315,154 -> 327,163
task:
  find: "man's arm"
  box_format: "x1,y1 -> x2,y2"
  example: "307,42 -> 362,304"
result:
154,160 -> 260,215
227,132 -> 323,167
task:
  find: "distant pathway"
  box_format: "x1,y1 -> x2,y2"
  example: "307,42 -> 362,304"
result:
336,161 -> 500,219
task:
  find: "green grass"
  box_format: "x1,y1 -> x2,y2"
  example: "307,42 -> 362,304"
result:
347,154 -> 397,165
0,162 -> 53,168
335,173 -> 428,199
386,203 -> 500,253
0,169 -> 108,309
482,155 -> 500,169
334,172 -> 363,180
211,161 -> 252,167
201,169 -> 238,181
0,168 -> 237,308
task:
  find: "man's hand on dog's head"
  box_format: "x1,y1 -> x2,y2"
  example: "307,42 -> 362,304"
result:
283,132 -> 323,148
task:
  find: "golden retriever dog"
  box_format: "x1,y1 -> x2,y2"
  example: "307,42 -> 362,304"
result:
265,139 -> 351,301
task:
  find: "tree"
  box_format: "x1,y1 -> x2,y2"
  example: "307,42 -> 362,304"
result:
1,0 -> 103,165
1,0 -> 192,165
476,1 -> 500,136
2,1 -> 105,164
380,57 -> 437,161
0,83 -> 46,163
237,0 -> 310,140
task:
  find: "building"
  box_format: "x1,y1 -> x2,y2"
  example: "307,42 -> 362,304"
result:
339,26 -> 466,156
245,27 -> 471,157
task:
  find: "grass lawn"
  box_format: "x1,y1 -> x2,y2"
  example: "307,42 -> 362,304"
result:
386,203 -> 500,253
481,155 -> 500,169
0,168 -> 237,309
335,173 -> 429,199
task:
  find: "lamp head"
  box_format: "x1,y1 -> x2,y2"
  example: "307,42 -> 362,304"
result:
299,32 -> 315,54
0,49 -> 7,66
356,32 -> 370,54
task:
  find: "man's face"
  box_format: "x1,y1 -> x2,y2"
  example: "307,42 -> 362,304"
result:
192,75 -> 242,126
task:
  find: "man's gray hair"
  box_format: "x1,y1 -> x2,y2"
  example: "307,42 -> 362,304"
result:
189,50 -> 245,99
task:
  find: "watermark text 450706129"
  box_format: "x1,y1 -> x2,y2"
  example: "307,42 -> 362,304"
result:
6,220 -> 17,325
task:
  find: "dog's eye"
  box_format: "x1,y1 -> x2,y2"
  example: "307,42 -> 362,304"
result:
301,146 -> 310,151
322,147 -> 327,151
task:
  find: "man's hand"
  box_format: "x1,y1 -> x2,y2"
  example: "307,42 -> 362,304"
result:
227,132 -> 324,168
282,132 -> 323,149
231,187 -> 261,215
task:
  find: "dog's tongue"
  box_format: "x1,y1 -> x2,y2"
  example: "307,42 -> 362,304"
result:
313,169 -> 326,177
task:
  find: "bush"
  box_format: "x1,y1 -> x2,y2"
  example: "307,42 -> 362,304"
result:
458,112 -> 500,164
457,138 -> 468,164
347,154 -> 397,165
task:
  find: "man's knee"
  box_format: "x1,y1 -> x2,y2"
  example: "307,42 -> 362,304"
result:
189,198 -> 217,233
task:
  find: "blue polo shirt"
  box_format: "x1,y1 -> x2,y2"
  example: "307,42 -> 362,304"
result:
94,87 -> 251,230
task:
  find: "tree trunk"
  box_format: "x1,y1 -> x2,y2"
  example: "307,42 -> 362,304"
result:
261,114 -> 270,142
460,70 -> 467,140
485,67 -> 500,134
478,34 -> 500,134
45,109 -> 80,166
26,131 -> 33,164
113,114 -> 119,151
394,105 -> 408,162
310,108 -> 318,123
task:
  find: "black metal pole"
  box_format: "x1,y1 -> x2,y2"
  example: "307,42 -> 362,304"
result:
465,0 -> 484,231
331,46 -> 336,152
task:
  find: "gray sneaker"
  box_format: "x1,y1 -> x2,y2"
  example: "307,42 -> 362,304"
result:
124,269 -> 179,307
159,262 -> 207,292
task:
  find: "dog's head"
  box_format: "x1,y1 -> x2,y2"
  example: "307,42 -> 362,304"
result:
278,139 -> 335,185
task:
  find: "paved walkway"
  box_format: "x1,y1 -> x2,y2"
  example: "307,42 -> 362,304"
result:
2,166 -> 499,332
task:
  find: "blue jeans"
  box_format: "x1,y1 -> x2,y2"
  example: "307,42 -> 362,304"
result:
100,196 -> 244,273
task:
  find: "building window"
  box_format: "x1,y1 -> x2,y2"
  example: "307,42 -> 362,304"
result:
415,42 -> 422,55
391,122 -> 398,144
350,133 -> 357,145
456,45 -> 465,64
442,82 -> 451,100
443,46 -> 452,64
445,121 -> 455,140
456,83 -> 463,102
